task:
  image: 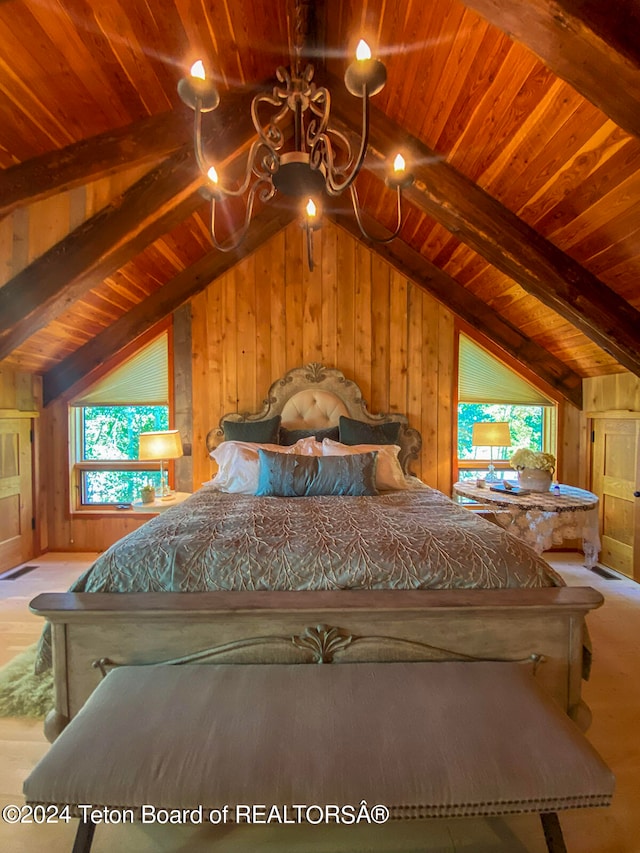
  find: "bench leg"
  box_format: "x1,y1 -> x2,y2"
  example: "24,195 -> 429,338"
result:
72,819 -> 96,853
540,812 -> 568,853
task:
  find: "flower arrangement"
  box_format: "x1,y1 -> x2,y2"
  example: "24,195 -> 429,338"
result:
509,448 -> 556,474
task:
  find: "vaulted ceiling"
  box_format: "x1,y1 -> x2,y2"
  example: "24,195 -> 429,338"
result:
1,0 -> 639,409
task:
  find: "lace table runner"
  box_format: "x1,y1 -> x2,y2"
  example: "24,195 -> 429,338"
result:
453,483 -> 601,568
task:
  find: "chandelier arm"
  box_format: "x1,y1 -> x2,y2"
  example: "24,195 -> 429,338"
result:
208,180 -> 270,253
307,132 -> 349,196
193,102 -> 212,177
349,183 -> 404,244
308,87 -> 331,140
252,92 -> 289,149
322,127 -> 357,175
324,84 -> 371,194
200,140 -> 278,199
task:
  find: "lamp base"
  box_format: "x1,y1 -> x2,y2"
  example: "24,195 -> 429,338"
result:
485,463 -> 498,483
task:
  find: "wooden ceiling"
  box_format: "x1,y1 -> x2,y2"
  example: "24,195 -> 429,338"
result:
1,0 -> 639,407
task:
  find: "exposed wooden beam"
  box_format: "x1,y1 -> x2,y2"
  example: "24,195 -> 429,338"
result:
43,205 -> 297,405
328,80 -> 640,377
459,0 -> 640,139
0,148 -> 201,362
0,90 -> 257,362
330,210 -> 583,408
0,109 -> 192,218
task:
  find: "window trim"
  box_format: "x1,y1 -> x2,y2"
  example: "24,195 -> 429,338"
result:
70,406 -> 172,510
454,326 -> 562,485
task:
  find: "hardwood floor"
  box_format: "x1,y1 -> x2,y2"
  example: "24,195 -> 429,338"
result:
0,552 -> 638,852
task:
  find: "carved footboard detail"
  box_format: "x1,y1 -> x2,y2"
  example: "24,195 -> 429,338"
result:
92,623 -> 545,673
30,587 -> 604,740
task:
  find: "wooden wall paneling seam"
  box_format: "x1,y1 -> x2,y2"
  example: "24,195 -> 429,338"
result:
222,261 -> 238,413
321,222 -> 338,371
269,230 -> 287,386
285,226 -> 305,370
438,308 -> 455,494
190,290 -> 213,488
255,240 -> 273,411
370,253 -> 390,415
236,254 -> 257,413
355,242 -> 373,409
302,229 -> 324,367
172,304 -> 193,494
335,230 -> 356,380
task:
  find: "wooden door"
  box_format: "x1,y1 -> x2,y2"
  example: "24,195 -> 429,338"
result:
0,418 -> 34,572
591,417 -> 640,580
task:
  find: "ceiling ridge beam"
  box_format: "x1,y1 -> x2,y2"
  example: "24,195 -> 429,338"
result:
329,210 -> 582,408
43,206 -> 296,405
0,109 -> 193,218
327,78 -> 640,377
459,0 -> 640,140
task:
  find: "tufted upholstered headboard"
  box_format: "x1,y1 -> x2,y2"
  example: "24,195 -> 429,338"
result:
207,363 -> 422,474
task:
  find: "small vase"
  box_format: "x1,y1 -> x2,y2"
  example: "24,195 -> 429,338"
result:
140,486 -> 156,504
518,468 -> 552,493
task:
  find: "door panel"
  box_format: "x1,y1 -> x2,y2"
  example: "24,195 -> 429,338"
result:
591,418 -> 640,580
0,419 -> 33,571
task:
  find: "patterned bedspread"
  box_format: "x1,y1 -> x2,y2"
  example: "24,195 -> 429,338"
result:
35,485 -> 562,671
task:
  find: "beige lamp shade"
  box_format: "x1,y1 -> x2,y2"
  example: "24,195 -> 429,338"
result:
138,430 -> 183,461
471,422 -> 512,448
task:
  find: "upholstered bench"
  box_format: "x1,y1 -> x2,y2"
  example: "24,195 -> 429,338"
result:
23,661 -> 614,853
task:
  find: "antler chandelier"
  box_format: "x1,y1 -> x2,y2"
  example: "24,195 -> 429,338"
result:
178,30 -> 413,270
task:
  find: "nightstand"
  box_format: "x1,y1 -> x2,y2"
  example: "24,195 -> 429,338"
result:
131,491 -> 191,513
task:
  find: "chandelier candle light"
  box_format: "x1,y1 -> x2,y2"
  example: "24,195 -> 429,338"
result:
471,422 -> 512,483
138,430 -> 184,500
177,36 -> 414,270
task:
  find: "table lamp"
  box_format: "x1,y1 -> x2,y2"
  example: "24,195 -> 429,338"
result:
471,422 -> 512,483
138,430 -> 183,499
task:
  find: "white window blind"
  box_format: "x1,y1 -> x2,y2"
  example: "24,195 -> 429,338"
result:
71,334 -> 168,407
458,334 -> 553,406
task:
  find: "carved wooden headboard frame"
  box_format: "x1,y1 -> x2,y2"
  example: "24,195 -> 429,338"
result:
207,363 -> 422,474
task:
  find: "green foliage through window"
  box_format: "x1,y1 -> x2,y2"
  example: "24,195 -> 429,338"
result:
79,406 -> 169,505
82,406 -> 168,461
458,403 -> 544,459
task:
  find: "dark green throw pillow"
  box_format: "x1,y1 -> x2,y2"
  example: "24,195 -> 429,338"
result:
338,415 -> 401,446
222,415 -> 281,444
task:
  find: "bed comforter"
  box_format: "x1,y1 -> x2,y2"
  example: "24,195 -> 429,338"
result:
36,485 -> 562,671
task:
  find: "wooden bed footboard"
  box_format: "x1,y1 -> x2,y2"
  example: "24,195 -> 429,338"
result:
30,587 -> 604,742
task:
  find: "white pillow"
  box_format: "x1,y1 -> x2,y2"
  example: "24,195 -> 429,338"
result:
208,438 -> 323,494
322,438 -> 408,491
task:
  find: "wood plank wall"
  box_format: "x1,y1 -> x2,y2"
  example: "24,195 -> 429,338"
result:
5,214 -> 591,552
583,372 -> 640,413
41,397 -> 150,552
0,164 -> 151,290
189,220 -> 456,491
0,367 -> 39,411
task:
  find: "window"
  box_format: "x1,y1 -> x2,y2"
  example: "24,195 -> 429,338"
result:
457,334 -> 557,482
70,334 -> 170,507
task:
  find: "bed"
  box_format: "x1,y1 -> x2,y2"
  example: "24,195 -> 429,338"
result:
32,363 -> 602,741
